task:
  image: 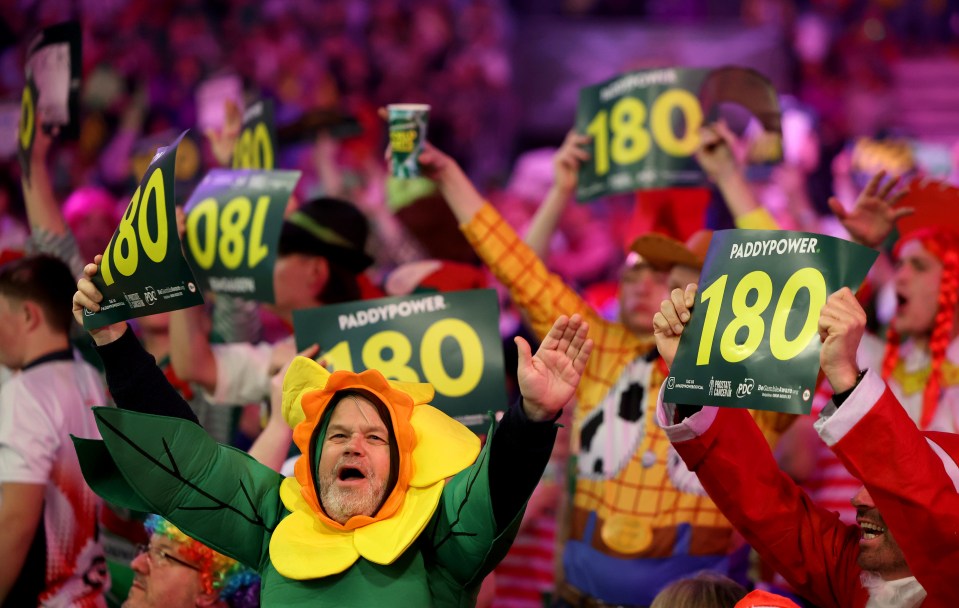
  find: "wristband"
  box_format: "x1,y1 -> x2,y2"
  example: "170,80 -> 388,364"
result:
833,369 -> 867,407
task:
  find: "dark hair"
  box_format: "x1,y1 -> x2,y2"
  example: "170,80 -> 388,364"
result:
0,255 -> 75,334
650,572 -> 748,608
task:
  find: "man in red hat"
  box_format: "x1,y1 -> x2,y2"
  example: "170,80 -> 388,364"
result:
654,284 -> 958,607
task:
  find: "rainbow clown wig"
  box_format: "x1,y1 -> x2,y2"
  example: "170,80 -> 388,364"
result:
144,515 -> 260,608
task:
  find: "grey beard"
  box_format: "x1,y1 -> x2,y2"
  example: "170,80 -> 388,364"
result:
320,469 -> 386,524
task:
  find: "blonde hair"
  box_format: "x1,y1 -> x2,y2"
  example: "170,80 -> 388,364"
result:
650,572 -> 748,608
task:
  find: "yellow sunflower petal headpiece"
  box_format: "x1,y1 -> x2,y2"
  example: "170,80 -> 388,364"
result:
271,356 -> 480,579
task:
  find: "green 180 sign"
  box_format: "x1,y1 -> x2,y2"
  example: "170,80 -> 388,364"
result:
663,230 -> 877,415
294,290 -> 506,431
182,169 -> 299,303
84,132 -> 204,330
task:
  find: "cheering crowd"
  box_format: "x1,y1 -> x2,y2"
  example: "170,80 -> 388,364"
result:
4,3 -> 959,608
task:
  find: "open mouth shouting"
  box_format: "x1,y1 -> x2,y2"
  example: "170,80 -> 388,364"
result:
335,462 -> 369,488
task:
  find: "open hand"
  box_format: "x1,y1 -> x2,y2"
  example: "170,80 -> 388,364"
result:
652,283 -> 698,368
827,171 -> 913,248
516,314 -> 593,422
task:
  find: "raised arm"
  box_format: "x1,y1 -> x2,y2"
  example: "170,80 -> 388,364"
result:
694,121 -> 782,230
167,305 -> 219,394
523,130 -> 591,259
21,116 -> 69,237
816,288 -> 959,603
432,315 -> 592,587
72,256 -> 199,424
246,343 -> 318,472
654,286 -> 863,607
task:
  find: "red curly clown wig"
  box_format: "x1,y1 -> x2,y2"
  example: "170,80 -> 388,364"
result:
882,227 -> 959,428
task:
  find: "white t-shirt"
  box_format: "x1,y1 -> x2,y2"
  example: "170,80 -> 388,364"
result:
0,354 -> 109,606
207,340 -> 276,405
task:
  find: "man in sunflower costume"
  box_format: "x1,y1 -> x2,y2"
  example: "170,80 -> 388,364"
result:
72,256 -> 593,607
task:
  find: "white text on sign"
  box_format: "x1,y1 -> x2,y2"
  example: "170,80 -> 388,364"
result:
338,295 -> 447,330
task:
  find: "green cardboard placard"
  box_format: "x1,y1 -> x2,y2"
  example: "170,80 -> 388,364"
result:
576,68 -> 710,201
82,131 -> 204,330
663,229 -> 878,414
17,78 -> 38,182
232,99 -> 277,170
293,289 -> 506,431
183,169 -> 300,303
576,66 -> 782,200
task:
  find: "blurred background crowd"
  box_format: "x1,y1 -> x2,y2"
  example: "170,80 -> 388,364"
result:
3,0 -> 959,267
3,1 -> 959,607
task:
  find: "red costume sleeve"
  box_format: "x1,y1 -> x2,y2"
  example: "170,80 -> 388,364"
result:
831,385 -> 959,607
671,407 -> 867,608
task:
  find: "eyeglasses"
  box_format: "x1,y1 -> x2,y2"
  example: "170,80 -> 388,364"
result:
135,543 -> 201,571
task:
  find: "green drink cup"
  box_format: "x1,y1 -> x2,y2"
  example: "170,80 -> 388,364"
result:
388,103 -> 430,178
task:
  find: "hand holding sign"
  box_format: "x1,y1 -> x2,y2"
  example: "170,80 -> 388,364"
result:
72,255 -> 130,345
553,130 -> 592,195
817,287 -> 867,394
662,229 -> 877,414
516,314 -> 593,422
695,121 -> 741,185
576,66 -> 781,200
653,283 -> 699,368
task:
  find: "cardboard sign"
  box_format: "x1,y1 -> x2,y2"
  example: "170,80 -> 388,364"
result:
663,229 -> 877,414
83,132 -> 204,330
576,66 -> 781,200
294,289 -> 506,431
233,100 -> 277,170
25,21 -> 81,139
183,169 -> 300,302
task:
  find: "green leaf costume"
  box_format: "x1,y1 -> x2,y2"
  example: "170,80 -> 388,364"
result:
75,352 -> 551,607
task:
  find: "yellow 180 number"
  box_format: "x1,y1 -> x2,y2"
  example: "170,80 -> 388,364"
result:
696,268 -> 826,366
586,88 -> 703,176
186,196 -> 271,270
324,318 -> 484,398
101,168 -> 169,286
233,123 -> 273,170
